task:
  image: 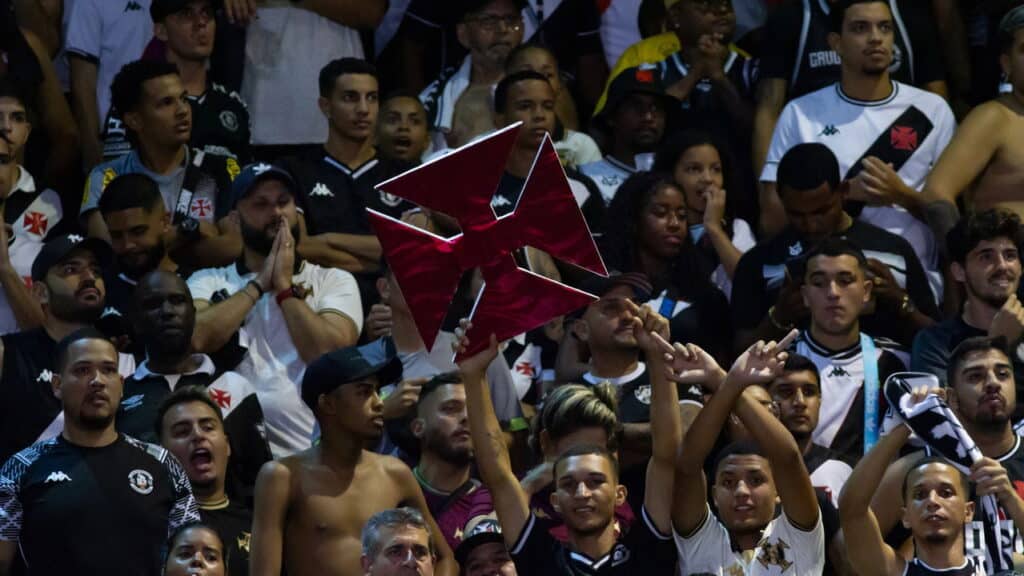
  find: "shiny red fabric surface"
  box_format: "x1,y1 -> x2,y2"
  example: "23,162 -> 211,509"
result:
369,123 -> 608,360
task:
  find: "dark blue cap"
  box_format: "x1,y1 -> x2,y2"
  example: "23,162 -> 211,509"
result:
229,162 -> 298,208
301,338 -> 403,411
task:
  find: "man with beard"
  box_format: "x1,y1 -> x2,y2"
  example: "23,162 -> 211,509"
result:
117,270 -> 270,491
187,163 -> 362,456
250,342 -> 456,576
411,373 -> 495,551
760,0 -> 955,290
82,60 -> 241,270
913,210 -> 1024,415
419,0 -> 525,149
158,385 -> 255,576
0,328 -> 200,575
872,337 -> 1024,572
785,239 -> 908,464
0,234 -> 136,464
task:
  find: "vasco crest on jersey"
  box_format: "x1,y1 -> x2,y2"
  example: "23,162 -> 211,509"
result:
128,469 -> 155,495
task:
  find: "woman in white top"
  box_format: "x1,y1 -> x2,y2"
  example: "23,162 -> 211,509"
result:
655,131 -> 756,300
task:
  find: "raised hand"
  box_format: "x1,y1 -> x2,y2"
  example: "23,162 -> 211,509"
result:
971,457 -> 1018,505
624,299 -> 670,357
381,378 -> 428,419
365,303 -> 394,339
728,329 -> 799,387
989,294 -> 1024,344
255,221 -> 278,293
702,186 -> 727,230
664,342 -> 726,391
272,217 -> 295,291
453,319 -> 499,378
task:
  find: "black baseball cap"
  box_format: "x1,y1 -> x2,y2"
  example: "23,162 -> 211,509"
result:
229,162 -> 298,209
151,0 -> 221,22
31,235 -> 113,282
301,338 -> 403,411
599,64 -> 676,120
454,513 -> 505,565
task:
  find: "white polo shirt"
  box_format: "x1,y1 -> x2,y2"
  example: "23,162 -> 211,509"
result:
188,260 -> 363,456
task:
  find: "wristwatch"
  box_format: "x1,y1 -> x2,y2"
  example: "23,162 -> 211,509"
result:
177,217 -> 201,242
276,285 -> 301,306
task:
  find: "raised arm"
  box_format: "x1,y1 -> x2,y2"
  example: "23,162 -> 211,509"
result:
627,302 -> 680,534
455,326 -> 530,547
248,460 -> 291,576
733,385 -> 818,528
68,55 -> 102,171
839,424 -> 912,576
971,456 -> 1024,536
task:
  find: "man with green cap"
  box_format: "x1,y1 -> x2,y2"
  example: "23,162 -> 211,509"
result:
249,339 -> 457,576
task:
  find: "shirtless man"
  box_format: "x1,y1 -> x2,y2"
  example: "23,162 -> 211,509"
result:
924,5 -> 1024,241
249,340 -> 456,576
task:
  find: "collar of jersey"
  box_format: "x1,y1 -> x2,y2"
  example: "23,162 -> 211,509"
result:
835,80 -> 899,107
134,353 -> 215,381
801,329 -> 864,359
10,165 -> 36,195
322,151 -> 380,180
583,362 -> 646,386
604,155 -> 640,174
671,49 -> 738,78
909,557 -> 973,572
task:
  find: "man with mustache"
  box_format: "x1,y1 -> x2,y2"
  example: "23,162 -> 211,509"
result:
0,234 -> 136,464
118,270 -> 270,492
872,337 -> 1024,572
410,373 -> 495,551
187,162 -> 362,457
913,210 -> 1024,417
0,328 -> 200,575
760,0 -> 955,294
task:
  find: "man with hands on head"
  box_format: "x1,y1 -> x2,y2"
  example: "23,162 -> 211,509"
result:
187,163 -> 362,456
838,384 -> 1024,575
671,329 -> 826,575
455,299 -> 681,575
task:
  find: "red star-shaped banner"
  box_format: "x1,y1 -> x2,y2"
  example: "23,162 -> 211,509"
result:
369,123 -> 607,360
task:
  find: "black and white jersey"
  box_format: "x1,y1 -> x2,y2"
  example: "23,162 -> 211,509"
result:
674,504 -> 825,575
730,219 -> 939,342
281,151 -> 416,236
805,443 -> 853,507
491,169 -> 607,236
930,435 -> 1024,573
902,558 -> 985,576
116,355 -> 272,492
762,81 -> 956,291
791,330 -> 908,464
0,328 -> 136,464
200,498 -> 252,576
511,507 -> 677,575
760,0 -> 945,99
578,155 -> 646,206
0,434 -> 200,575
103,81 -> 252,161
0,168 -> 65,335
582,363 -> 704,425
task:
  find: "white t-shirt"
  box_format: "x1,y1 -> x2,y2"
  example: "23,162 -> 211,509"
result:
187,261 -> 363,456
0,169 -> 63,335
63,0 -> 153,124
674,504 -> 825,576
600,0 -> 642,69
242,5 -> 364,145
761,81 -> 955,296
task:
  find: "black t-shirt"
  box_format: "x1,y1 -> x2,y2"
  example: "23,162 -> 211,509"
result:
0,434 -> 200,576
200,498 -> 253,576
731,219 -> 939,342
659,288 -> 734,366
759,0 -> 945,99
904,558 -> 985,576
103,82 -> 252,162
116,362 -> 272,496
510,508 -> 677,576
582,363 -> 705,425
0,329 -> 61,464
494,169 -> 607,236
282,151 -> 416,235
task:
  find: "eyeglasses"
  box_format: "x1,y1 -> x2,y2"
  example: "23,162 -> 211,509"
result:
465,14 -> 524,32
